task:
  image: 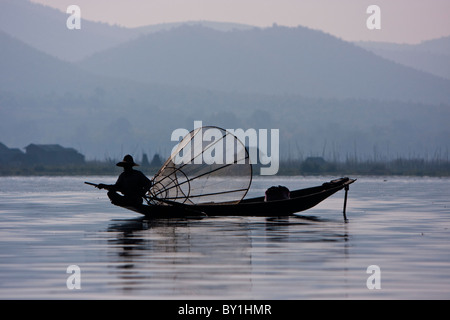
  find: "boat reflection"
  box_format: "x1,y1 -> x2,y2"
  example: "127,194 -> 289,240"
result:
105,215 -> 349,298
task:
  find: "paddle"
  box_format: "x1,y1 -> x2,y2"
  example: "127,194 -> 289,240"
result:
84,181 -> 101,188
85,181 -> 116,192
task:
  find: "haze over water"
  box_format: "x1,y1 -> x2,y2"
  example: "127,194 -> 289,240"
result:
0,175 -> 449,299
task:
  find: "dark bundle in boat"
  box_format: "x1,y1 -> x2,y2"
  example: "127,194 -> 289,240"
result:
265,185 -> 291,201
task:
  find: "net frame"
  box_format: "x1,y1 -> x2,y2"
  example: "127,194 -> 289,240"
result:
147,126 -> 252,206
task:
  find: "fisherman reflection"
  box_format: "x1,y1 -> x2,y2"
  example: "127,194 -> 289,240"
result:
98,155 -> 152,207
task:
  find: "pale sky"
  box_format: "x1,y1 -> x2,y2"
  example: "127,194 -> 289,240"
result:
31,0 -> 450,44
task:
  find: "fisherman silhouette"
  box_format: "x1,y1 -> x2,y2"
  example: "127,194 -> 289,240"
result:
98,154 -> 152,207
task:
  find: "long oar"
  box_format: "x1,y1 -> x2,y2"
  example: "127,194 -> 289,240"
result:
84,181 -> 101,188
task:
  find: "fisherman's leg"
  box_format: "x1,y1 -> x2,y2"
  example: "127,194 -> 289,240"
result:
107,191 -> 125,206
108,191 -> 142,207
123,196 -> 143,207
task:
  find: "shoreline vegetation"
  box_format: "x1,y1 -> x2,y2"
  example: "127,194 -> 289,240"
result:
1,157 -> 449,177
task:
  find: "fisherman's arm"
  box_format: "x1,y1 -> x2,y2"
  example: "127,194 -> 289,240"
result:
138,172 -> 153,196
144,174 -> 152,190
97,183 -> 117,191
98,174 -> 123,191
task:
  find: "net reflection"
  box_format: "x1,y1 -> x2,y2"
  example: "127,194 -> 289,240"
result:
106,217 -> 253,298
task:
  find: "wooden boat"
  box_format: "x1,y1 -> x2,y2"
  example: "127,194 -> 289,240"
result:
88,127 -> 356,220
121,177 -> 356,219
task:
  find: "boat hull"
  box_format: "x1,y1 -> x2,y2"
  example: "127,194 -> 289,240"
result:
120,177 -> 356,218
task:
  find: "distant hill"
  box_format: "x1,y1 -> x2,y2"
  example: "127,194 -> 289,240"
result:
1,30 -> 449,161
357,36 -> 450,80
0,30 -> 97,93
0,29 -> 232,158
1,1 -> 449,161
79,24 -> 450,104
0,0 -> 138,62
133,20 -> 254,34
0,0 -> 253,62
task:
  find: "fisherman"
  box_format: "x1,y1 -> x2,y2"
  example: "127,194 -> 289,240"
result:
98,154 -> 152,207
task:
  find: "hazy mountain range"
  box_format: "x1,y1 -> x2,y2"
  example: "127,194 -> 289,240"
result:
78,24 -> 450,103
0,0 -> 253,62
357,37 -> 450,80
1,0 -> 449,162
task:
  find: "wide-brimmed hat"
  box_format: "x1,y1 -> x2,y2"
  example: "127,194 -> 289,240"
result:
116,154 -> 139,167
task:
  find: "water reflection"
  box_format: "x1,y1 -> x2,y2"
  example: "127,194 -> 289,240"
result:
105,216 -> 349,298
2,176 -> 450,299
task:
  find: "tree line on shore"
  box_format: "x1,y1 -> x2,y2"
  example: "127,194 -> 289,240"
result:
1,156 -> 449,177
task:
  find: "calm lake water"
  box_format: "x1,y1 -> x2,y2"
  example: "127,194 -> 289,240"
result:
0,175 -> 449,299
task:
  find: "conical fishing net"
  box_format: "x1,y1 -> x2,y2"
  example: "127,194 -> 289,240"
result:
147,126 -> 252,205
